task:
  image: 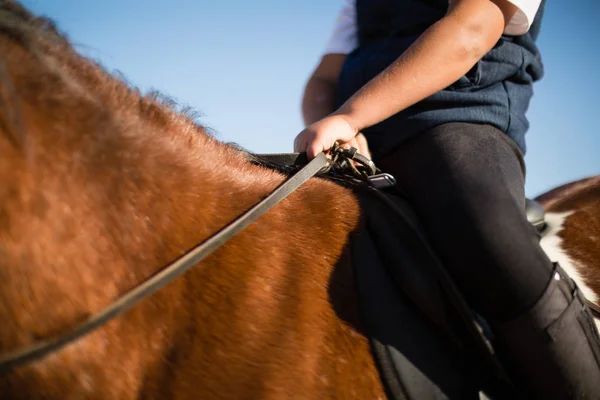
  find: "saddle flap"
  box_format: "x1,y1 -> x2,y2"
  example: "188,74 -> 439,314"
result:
350,199 -> 479,399
357,189 -> 450,331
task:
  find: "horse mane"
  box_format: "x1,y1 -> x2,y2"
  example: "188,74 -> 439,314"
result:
0,0 -> 62,44
0,0 -> 73,151
0,0 -> 225,159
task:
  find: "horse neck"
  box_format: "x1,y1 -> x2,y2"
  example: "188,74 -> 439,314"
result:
0,72 -> 284,352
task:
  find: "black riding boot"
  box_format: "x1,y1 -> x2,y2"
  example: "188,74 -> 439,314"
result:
494,263 -> 600,399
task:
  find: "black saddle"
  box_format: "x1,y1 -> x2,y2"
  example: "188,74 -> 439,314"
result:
248,150 -> 546,399
350,187 -> 543,399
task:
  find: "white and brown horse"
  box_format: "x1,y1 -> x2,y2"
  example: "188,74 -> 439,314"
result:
537,175 -> 600,332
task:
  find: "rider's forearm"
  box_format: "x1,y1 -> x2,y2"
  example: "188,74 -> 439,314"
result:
334,1 -> 514,132
302,54 -> 347,126
301,75 -> 338,126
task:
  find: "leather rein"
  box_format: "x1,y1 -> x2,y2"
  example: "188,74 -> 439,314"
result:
589,301 -> 600,318
0,145 -> 385,373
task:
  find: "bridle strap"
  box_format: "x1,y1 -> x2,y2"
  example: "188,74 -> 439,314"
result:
588,300 -> 600,319
0,152 -> 330,373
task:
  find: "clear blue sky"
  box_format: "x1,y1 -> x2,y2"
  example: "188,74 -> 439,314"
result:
21,0 -> 599,197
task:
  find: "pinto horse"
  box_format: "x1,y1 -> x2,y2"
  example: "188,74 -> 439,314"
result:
0,1 -> 598,399
537,176 -> 600,333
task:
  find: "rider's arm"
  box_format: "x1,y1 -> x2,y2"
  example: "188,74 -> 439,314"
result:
301,0 -> 357,126
333,0 -> 526,132
301,54 -> 347,126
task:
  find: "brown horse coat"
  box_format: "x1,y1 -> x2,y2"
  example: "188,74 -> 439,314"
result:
0,2 -> 384,398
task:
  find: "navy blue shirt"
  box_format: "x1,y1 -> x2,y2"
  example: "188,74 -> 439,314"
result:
333,0 -> 545,160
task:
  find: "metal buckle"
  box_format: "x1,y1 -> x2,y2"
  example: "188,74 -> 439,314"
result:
328,143 -> 396,188
367,173 -> 396,189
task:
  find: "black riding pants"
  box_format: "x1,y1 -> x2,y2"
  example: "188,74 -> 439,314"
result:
377,122 -> 554,322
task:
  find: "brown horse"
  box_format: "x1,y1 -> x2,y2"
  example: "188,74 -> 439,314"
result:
0,1 -> 598,399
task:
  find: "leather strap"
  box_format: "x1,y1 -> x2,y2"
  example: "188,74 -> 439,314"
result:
255,150 -> 378,179
587,301 -> 600,319
0,152 -> 330,373
253,152 -> 309,166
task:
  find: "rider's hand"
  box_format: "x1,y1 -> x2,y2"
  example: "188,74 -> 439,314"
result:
345,132 -> 371,160
294,114 -> 370,160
